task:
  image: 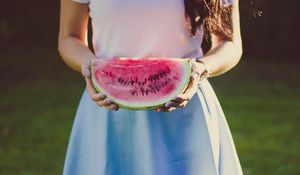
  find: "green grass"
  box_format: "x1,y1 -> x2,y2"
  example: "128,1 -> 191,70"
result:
0,47 -> 299,175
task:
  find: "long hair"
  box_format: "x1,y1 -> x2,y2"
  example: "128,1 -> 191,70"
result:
184,0 -> 233,41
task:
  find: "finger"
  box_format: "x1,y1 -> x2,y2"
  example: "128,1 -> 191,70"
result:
91,93 -> 107,101
173,60 -> 200,103
161,107 -> 176,112
165,102 -> 175,108
172,95 -> 191,105
177,77 -> 195,99
192,72 -> 200,81
85,75 -> 99,97
104,104 -> 119,111
97,99 -> 115,107
177,76 -> 198,101
81,63 -> 91,78
191,59 -> 198,72
154,104 -> 169,112
158,107 -> 167,112
154,106 -> 164,112
154,108 -> 160,112
159,105 -> 174,112
178,101 -> 188,108
168,107 -> 176,112
173,96 -> 186,102
165,101 -> 182,108
176,94 -> 190,102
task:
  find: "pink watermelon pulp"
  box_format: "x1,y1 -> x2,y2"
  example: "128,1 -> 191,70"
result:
91,57 -> 191,110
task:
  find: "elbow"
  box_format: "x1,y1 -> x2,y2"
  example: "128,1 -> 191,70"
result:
236,46 -> 243,63
57,35 -> 70,61
57,31 -> 70,58
57,37 -> 64,58
231,47 -> 243,69
236,45 -> 243,64
231,41 -> 243,68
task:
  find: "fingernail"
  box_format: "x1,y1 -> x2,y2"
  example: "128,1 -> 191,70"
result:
100,94 -> 106,99
85,70 -> 90,77
107,100 -> 113,104
165,102 -> 173,108
174,97 -> 182,101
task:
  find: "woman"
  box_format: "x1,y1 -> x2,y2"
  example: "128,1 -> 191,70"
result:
58,0 -> 243,174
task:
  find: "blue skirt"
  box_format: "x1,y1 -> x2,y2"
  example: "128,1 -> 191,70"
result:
63,79 -> 243,175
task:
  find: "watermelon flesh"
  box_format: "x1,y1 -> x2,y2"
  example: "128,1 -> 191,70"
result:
91,57 -> 191,110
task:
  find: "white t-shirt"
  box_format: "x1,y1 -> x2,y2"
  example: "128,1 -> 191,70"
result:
71,0 -> 233,59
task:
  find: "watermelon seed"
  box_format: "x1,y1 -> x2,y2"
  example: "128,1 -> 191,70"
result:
118,77 -> 122,83
165,66 -> 171,73
154,85 -> 160,91
159,72 -> 164,78
142,78 -> 147,85
150,74 -> 158,81
131,90 -> 138,96
145,89 -> 149,95
156,75 -> 160,81
140,87 -> 145,96
148,85 -> 156,93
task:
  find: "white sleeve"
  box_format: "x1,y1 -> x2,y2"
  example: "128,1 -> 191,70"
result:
221,0 -> 235,5
70,0 -> 90,3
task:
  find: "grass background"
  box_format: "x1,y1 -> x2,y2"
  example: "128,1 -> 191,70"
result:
0,46 -> 299,175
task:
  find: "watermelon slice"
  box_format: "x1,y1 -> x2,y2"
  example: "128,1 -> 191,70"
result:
91,57 -> 192,110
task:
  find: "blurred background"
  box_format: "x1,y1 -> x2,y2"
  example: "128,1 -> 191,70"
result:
0,0 -> 299,175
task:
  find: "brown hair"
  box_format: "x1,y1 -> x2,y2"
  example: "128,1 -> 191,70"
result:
184,0 -> 233,40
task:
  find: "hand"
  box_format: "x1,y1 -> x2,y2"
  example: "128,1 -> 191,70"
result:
154,59 -> 206,112
81,60 -> 119,111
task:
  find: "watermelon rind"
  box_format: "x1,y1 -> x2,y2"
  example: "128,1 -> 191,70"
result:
90,57 -> 192,110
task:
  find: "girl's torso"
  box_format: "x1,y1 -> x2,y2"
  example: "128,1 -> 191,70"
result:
87,0 -> 204,59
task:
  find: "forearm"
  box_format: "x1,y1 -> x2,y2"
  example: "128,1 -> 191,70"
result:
58,0 -> 94,73
198,0 -> 242,78
58,36 -> 96,73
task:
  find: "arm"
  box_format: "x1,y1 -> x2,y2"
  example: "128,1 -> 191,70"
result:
58,0 -> 119,111
58,0 -> 96,72
200,0 -> 243,77
156,0 -> 242,112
